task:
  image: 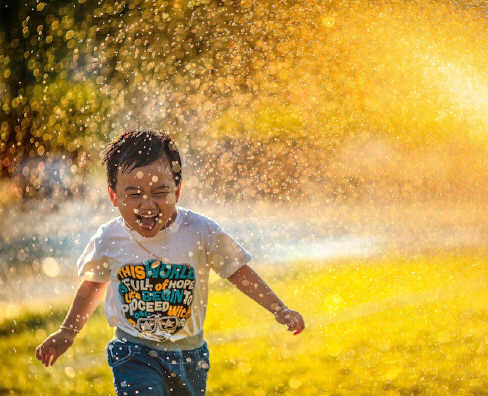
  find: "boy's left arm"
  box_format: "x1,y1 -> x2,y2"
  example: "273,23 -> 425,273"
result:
227,264 -> 305,335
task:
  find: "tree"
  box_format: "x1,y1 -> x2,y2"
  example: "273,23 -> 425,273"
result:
0,0 -> 111,178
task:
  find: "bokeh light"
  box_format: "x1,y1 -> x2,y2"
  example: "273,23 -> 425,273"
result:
2,1 -> 488,395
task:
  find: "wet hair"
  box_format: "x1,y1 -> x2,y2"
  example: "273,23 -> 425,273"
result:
102,130 -> 182,190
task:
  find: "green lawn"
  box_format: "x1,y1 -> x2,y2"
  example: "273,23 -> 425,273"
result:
2,252 -> 488,395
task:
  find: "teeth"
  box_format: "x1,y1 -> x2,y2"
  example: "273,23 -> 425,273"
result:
139,213 -> 158,218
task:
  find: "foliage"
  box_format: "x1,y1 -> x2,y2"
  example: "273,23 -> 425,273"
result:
2,252 -> 488,395
0,0 -> 111,177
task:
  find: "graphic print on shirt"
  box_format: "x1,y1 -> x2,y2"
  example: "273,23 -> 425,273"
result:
117,259 -> 195,335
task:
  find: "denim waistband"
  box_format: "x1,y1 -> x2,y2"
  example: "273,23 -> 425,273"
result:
114,327 -> 205,351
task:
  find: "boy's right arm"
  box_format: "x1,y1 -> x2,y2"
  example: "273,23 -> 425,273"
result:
35,279 -> 108,367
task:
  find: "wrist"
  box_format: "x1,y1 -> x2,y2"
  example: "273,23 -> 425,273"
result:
59,325 -> 80,338
270,302 -> 288,315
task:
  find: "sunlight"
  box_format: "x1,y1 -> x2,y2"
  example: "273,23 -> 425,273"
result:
439,62 -> 488,137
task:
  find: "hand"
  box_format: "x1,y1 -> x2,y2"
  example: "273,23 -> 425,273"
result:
274,308 -> 305,335
35,328 -> 76,367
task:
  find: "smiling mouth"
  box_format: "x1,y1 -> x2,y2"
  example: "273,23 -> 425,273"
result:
135,212 -> 161,231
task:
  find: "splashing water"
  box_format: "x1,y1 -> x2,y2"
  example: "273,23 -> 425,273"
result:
2,0 -> 488,307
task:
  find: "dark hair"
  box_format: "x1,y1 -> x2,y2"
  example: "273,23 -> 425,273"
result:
102,130 -> 182,190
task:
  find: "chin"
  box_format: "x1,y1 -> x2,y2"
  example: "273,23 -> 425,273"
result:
136,225 -> 161,237
124,219 -> 156,236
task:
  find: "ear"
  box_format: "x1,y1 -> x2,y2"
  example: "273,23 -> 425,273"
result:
108,186 -> 118,207
175,182 -> 182,203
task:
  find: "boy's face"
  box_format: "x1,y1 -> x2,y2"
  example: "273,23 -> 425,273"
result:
108,158 -> 181,238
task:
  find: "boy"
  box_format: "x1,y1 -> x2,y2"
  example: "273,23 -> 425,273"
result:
35,130 -> 305,395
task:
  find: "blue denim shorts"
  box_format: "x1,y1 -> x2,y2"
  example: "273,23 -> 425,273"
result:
106,339 -> 210,396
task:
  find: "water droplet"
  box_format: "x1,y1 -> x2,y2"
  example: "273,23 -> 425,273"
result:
65,367 -> 75,378
42,257 -> 60,277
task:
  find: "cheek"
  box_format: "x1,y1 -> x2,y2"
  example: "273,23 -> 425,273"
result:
156,195 -> 176,206
117,197 -> 133,208
164,195 -> 177,205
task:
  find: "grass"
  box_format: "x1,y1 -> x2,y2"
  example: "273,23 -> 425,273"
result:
2,251 -> 488,395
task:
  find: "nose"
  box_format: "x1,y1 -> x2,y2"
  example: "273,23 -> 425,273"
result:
138,194 -> 158,213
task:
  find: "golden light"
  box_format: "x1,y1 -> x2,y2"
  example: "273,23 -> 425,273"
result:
41,257 -> 60,278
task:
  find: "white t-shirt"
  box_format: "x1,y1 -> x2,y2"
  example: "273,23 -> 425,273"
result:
77,207 -> 251,344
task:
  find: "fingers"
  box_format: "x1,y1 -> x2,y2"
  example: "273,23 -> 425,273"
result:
36,344 -> 48,366
35,345 -> 42,361
41,347 -> 50,367
36,332 -> 74,367
292,324 -> 305,335
38,347 -> 47,366
274,309 -> 305,335
44,350 -> 56,367
286,313 -> 305,335
36,343 -> 56,367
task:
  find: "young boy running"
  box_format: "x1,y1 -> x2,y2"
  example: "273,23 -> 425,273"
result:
35,130 -> 305,395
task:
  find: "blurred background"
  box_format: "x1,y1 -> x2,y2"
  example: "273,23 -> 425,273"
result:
1,0 -> 488,394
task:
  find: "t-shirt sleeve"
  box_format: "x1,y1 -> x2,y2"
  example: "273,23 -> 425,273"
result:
76,225 -> 113,283
206,220 -> 251,279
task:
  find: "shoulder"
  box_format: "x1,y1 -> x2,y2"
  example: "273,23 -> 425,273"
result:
77,217 -> 126,268
177,207 -> 221,234
91,216 -> 127,244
